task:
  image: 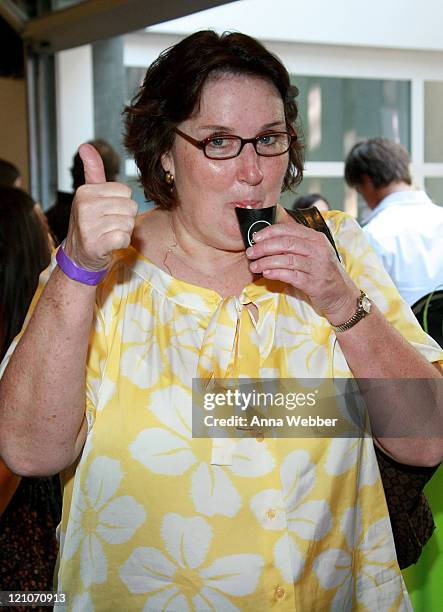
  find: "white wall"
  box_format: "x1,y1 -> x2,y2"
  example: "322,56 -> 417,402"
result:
55,45 -> 94,192
147,0 -> 443,52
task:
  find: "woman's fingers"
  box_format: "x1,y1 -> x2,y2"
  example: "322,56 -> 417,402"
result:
246,223 -> 330,259
64,144 -> 138,271
246,221 -> 359,318
262,267 -> 310,287
249,253 -> 312,274
78,143 -> 106,185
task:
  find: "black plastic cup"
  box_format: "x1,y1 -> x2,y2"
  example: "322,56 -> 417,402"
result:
235,205 -> 277,249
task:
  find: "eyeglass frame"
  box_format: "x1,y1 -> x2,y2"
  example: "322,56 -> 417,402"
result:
173,127 -> 296,160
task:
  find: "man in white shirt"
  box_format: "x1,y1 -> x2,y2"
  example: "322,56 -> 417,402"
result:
344,137 -> 443,306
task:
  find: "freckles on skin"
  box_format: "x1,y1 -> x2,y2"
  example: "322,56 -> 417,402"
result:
168,73 -> 289,250
207,159 -> 229,179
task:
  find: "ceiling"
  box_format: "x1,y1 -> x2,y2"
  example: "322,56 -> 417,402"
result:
0,0 -> 239,53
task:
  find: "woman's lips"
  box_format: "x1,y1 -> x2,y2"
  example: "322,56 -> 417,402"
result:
231,201 -> 261,209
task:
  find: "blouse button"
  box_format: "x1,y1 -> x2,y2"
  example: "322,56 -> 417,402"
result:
255,432 -> 265,442
266,508 -> 277,520
275,586 -> 286,600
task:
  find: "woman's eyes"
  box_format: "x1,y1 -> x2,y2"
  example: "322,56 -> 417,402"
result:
208,136 -> 231,148
258,134 -> 277,145
205,133 -> 280,149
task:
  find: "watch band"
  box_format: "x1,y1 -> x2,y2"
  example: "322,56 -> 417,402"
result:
56,241 -> 108,286
331,290 -> 372,333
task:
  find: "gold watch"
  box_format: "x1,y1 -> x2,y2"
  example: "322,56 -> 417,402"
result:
331,290 -> 372,333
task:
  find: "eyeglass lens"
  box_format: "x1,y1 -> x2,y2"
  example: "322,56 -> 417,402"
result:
205,133 -> 291,159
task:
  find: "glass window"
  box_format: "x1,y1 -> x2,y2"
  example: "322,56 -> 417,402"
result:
424,178 -> 443,206
292,76 -> 411,162
424,81 -> 443,163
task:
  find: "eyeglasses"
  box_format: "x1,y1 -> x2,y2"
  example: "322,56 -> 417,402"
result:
174,127 -> 295,160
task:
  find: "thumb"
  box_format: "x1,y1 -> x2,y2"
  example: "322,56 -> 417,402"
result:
78,143 -> 106,185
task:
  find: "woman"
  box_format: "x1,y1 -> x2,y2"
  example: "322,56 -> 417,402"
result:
0,31 -> 442,611
0,187 -> 61,599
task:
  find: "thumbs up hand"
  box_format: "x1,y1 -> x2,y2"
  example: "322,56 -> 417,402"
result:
64,143 -> 138,271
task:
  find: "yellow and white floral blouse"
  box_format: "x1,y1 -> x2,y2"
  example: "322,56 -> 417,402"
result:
2,212 -> 442,611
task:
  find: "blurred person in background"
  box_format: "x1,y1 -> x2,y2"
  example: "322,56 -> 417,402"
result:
345,137 -> 443,307
0,158 -> 22,188
46,139 -> 120,244
293,192 -> 330,212
0,186 -> 61,598
0,157 -> 55,249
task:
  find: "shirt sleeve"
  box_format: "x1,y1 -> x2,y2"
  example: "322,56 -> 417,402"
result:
363,226 -> 395,278
325,211 -> 443,365
84,302 -> 108,432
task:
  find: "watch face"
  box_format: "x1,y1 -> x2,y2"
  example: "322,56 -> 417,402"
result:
361,295 -> 372,314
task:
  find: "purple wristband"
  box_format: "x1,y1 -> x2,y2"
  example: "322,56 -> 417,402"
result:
56,241 -> 108,286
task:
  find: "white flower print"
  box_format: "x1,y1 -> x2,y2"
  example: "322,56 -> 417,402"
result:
96,264 -> 147,338
250,449 -> 332,584
163,299 -> 238,387
273,533 -> 305,584
313,505 -> 407,611
190,463 -> 241,517
70,592 -> 94,612
119,513 -> 264,611
119,303 -> 163,389
230,439 -> 276,478
95,375 -> 117,412
273,314 -> 334,377
173,292 -> 211,311
147,384 -> 192,439
251,449 -> 332,540
324,437 -> 380,487
62,456 -> 146,588
130,428 -> 198,477
130,385 -> 275,517
281,450 -> 332,540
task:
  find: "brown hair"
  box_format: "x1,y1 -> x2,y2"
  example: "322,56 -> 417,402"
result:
123,30 -> 304,209
0,187 -> 51,359
344,137 -> 412,188
0,158 -> 20,188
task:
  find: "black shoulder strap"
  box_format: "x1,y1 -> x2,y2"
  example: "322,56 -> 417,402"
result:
285,207 -> 341,262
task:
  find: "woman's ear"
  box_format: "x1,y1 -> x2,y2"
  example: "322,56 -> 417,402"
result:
161,151 -> 175,176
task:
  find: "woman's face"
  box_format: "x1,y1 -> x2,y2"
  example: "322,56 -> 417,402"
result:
162,73 -> 289,251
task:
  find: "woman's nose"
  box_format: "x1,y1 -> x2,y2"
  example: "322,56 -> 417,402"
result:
237,143 -> 264,185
